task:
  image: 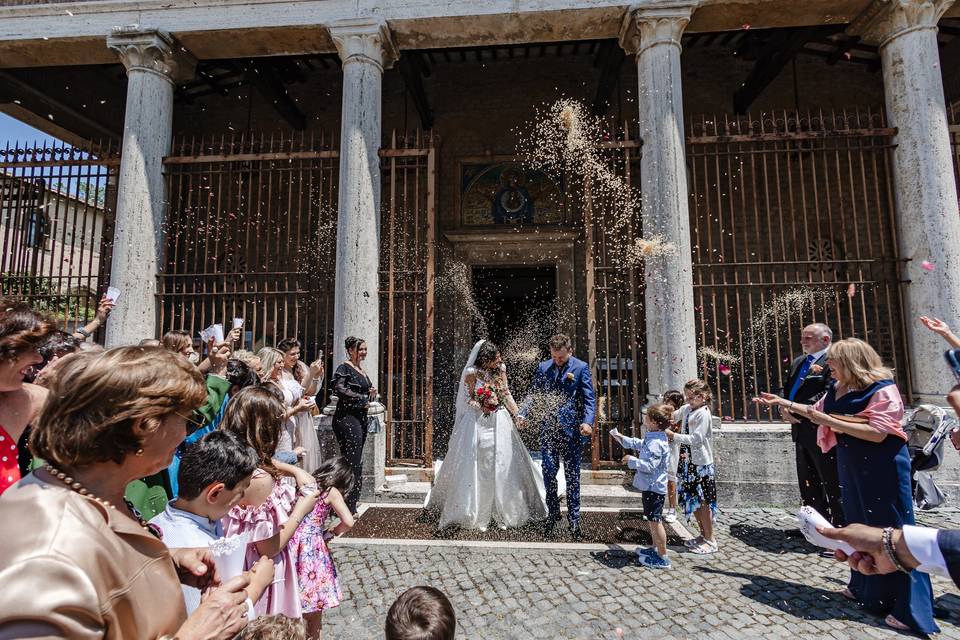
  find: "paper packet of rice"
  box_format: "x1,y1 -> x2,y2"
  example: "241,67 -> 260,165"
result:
208,532 -> 250,581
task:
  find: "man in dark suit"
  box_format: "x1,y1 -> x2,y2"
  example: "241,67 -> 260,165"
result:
519,333 -> 596,541
782,323 -> 844,526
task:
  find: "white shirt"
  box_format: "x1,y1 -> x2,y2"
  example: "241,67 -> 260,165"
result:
902,525 -> 950,578
150,501 -> 255,619
670,405 -> 714,467
809,347 -> 828,363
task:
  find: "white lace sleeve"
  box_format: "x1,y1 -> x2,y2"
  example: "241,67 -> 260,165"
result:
466,366 -> 477,375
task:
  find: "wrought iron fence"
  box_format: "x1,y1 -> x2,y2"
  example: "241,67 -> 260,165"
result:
158,129 -> 437,466
686,109 -> 910,422
584,124 -> 646,468
0,138 -> 118,338
159,132 -> 339,376
380,131 -> 437,466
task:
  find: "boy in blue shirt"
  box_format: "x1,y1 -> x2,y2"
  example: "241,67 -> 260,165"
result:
614,403 -> 674,569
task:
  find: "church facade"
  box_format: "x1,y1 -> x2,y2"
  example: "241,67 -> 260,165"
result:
2,0 -> 960,478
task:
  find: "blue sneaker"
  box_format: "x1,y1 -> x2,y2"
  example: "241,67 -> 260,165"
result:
639,552 -> 673,570
635,546 -> 657,558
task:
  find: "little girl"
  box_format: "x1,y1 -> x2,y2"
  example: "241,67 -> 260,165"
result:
666,379 -> 718,554
660,389 -> 685,524
290,456 -> 356,639
220,386 -> 321,617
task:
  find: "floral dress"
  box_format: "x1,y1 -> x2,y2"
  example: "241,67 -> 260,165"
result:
290,492 -> 342,612
222,468 -> 302,617
676,412 -> 718,520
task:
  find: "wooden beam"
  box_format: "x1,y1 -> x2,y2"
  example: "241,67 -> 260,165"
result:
826,35 -> 861,65
733,27 -> 821,114
591,40 -> 625,116
0,70 -> 119,141
241,61 -> 306,130
398,53 -> 434,130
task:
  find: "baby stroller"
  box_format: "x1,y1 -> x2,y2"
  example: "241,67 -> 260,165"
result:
904,404 -> 957,510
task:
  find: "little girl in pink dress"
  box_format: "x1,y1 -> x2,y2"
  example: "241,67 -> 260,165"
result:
290,457 -> 356,639
220,386 -> 321,617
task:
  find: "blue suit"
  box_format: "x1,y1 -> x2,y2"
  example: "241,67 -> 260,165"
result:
522,356 -> 596,527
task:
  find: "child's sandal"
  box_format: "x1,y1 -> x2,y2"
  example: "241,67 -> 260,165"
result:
690,540 -> 718,554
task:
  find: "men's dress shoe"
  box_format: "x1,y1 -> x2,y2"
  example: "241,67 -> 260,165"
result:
569,523 -> 584,542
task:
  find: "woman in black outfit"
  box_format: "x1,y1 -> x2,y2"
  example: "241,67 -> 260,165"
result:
331,336 -> 377,514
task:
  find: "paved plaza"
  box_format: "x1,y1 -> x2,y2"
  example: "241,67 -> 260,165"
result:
325,507 -> 960,639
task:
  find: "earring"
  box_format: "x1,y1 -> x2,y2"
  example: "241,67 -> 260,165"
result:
135,448 -> 144,457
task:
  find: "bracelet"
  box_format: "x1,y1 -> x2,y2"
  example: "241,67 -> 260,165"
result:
881,527 -> 911,574
76,327 -> 90,338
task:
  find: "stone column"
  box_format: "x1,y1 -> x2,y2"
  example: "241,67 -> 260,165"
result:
620,3 -> 699,403
850,0 -> 960,403
105,28 -> 195,346
330,18 -> 397,494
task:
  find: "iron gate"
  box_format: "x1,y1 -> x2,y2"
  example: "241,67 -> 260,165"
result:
583,125 -> 646,468
687,109 -> 910,423
0,139 -> 118,338
587,108 -> 909,466
159,132 -> 340,369
380,132 -> 437,466
159,130 -> 435,466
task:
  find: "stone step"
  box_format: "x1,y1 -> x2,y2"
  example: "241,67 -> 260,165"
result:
375,480 -> 665,509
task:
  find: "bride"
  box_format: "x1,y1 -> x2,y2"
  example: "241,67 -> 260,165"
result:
426,339 -> 548,530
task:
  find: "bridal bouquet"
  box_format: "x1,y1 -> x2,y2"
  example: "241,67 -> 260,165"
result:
475,383 -> 500,415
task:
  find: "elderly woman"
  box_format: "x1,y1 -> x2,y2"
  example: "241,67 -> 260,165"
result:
0,346 -> 254,639
0,297 -> 54,496
757,337 -> 936,634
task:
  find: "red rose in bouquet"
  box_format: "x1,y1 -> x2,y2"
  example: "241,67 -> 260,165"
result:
475,383 -> 500,415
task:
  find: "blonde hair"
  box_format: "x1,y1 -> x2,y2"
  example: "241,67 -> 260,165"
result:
233,349 -> 255,363
683,379 -> 713,405
826,338 -> 893,389
235,615 -> 306,640
30,346 -> 206,467
257,347 -> 283,374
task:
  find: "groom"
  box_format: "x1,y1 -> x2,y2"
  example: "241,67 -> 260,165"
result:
519,333 -> 596,540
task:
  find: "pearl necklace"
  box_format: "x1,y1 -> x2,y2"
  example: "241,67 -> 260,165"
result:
44,463 -> 158,537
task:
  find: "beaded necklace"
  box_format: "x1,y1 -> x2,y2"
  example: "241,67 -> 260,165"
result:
44,463 -> 160,538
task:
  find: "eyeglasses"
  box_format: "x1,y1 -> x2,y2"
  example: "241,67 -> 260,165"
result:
173,411 -> 205,432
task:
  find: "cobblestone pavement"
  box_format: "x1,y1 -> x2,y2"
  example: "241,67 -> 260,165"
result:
322,507 -> 960,639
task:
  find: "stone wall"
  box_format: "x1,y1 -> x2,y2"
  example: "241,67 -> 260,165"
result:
715,424 -> 960,508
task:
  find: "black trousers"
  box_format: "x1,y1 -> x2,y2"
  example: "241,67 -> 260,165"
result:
332,411 -> 367,514
795,426 -> 845,526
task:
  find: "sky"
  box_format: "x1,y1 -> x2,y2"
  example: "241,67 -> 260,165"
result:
0,112 -> 63,148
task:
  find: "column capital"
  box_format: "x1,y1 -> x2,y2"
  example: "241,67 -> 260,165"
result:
329,18 -> 398,71
107,27 -> 196,84
847,0 -> 955,48
619,2 -> 698,56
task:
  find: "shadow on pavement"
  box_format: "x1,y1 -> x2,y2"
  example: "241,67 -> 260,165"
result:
728,523 -> 820,555
694,566 -> 891,632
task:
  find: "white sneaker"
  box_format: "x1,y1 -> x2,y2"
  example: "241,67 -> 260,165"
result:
663,510 -> 678,524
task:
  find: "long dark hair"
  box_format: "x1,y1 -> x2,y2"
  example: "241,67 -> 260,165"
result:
221,386 -> 284,477
474,340 -> 500,370
312,456 -> 356,498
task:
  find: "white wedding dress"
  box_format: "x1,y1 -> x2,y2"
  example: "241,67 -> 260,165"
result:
425,340 -> 548,530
